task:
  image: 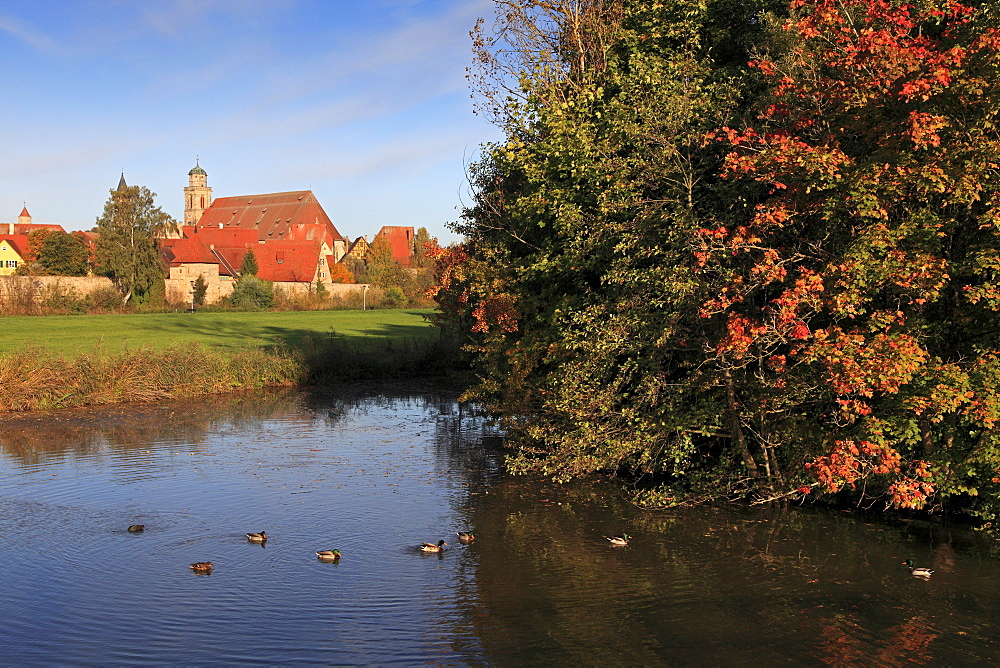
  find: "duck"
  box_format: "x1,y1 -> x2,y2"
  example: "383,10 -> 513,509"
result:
420,540 -> 447,552
246,531 -> 267,543
190,561 -> 214,573
605,534 -> 631,546
316,550 -> 341,561
127,525 -> 145,533
457,531 -> 475,542
903,559 -> 933,577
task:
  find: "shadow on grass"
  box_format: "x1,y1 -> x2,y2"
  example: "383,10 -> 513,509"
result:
128,311 -> 438,354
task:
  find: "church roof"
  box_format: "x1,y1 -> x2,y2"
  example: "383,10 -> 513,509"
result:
117,173 -> 128,191
195,190 -> 345,248
188,160 -> 207,176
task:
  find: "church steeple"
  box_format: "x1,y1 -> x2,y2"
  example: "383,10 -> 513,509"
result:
184,158 -> 212,226
117,173 -> 128,191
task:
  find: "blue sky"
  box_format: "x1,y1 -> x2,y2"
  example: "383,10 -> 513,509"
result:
0,0 -> 502,244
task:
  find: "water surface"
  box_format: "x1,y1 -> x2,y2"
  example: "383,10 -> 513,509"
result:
1,384 -> 998,665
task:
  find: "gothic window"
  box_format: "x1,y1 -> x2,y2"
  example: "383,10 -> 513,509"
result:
200,196 -> 205,208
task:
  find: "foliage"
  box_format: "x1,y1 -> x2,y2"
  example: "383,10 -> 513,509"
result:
94,184 -> 176,305
381,286 -> 406,308
365,234 -> 403,289
240,246 -> 259,276
314,277 -> 328,297
439,0 -> 1000,522
412,227 -> 438,269
37,231 -> 91,276
192,275 -> 208,306
328,262 -> 355,283
227,274 -> 274,310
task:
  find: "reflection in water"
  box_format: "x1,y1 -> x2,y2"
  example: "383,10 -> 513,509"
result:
0,383 -> 998,664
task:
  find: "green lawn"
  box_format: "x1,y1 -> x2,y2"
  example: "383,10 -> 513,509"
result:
0,309 -> 439,355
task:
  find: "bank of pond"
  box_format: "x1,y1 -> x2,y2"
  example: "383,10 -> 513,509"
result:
0,385 -> 997,664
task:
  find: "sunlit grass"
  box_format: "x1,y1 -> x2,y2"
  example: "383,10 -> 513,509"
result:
0,309 -> 438,355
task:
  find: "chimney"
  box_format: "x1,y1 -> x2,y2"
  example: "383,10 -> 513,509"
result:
219,222 -> 223,229
7,223 -> 13,235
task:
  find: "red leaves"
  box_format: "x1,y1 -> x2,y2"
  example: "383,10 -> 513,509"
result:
806,439 -> 935,508
470,293 -> 520,334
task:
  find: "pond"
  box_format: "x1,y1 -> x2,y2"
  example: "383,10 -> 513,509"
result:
1,384 -> 998,665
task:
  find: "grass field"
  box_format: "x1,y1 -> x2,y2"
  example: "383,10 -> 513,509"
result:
0,309 -> 439,355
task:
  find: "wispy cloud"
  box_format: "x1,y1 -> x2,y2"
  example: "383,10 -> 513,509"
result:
0,11 -> 63,54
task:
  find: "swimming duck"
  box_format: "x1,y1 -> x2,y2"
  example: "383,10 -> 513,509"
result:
316,550 -> 341,561
190,561 -> 214,573
605,534 -> 630,546
903,559 -> 933,577
246,531 -> 267,543
127,525 -> 145,533
420,540 -> 447,552
457,532 -> 475,542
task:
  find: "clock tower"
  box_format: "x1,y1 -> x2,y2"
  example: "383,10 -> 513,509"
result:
184,159 -> 212,226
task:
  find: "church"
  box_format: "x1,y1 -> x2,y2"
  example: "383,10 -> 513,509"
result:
161,162 -> 358,304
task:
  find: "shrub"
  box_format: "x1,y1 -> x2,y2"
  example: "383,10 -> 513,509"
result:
227,275 -> 274,310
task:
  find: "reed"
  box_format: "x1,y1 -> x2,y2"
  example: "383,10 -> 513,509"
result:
0,344 -> 304,412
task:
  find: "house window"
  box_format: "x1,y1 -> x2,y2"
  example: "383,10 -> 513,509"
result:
6,260 -> 18,268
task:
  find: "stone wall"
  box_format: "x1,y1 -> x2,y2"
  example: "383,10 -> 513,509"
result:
0,275 -> 115,305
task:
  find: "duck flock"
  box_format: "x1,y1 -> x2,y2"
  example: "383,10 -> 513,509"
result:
122,527 -> 479,574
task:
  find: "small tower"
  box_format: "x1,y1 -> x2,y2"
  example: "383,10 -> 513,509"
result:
184,159 -> 212,226
17,206 -> 31,226
117,173 -> 128,192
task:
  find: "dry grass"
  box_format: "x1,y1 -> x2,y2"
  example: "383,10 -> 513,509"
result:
0,344 -> 304,412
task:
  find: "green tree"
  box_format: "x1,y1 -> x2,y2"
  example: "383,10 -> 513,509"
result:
240,246 -> 259,276
94,183 -> 176,305
192,274 -> 208,306
38,231 -> 90,276
441,0 -> 776,488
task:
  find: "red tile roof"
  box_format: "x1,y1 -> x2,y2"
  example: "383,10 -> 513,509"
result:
0,233 -> 30,256
195,190 -> 345,249
160,226 -> 322,283
254,240 -> 321,283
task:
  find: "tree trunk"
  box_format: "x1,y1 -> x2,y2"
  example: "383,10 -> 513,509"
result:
724,368 -> 759,477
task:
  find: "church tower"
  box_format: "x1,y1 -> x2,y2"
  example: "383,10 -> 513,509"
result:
184,159 -> 212,226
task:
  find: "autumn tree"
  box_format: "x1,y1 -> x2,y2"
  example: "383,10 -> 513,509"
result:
38,231 -> 90,275
439,0 -> 1000,522
365,234 -> 403,289
94,183 -> 176,305
706,0 -> 1000,515
328,262 -> 355,284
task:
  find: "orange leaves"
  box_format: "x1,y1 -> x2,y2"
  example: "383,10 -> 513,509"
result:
810,330 -> 928,397
470,293 -> 520,334
907,112 -> 948,148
